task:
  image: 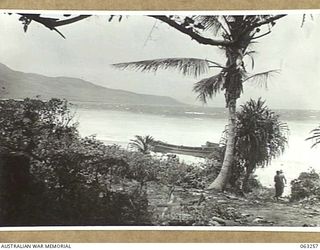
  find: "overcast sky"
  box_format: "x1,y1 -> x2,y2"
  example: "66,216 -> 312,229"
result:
0,12 -> 320,109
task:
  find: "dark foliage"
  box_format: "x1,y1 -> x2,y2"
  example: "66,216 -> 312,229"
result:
0,98 -> 152,226
291,169 -> 320,201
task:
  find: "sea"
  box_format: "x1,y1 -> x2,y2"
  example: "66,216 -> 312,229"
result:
73,103 -> 320,194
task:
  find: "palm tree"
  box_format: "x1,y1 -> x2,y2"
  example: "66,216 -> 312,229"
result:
129,135 -> 154,154
113,15 -> 286,190
232,98 -> 288,191
306,125 -> 320,148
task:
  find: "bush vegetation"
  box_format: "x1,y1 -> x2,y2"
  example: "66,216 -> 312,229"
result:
290,168 -> 320,201
0,98 -> 154,225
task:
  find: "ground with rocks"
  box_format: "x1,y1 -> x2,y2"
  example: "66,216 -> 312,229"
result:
146,183 -> 320,227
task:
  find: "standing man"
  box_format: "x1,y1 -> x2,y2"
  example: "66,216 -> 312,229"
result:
274,170 -> 287,201
279,169 -> 287,187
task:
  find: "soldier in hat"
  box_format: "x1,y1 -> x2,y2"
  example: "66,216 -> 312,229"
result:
274,170 -> 287,200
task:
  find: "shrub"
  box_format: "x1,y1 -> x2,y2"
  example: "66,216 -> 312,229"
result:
0,98 -> 152,226
290,168 -> 320,201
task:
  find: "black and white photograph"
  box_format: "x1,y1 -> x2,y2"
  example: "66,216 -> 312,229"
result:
0,11 -> 320,228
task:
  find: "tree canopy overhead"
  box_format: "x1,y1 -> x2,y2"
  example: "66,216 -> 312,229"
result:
150,15 -> 286,47
16,13 -> 91,38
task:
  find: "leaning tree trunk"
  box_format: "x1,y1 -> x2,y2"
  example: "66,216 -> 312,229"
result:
206,17 -> 248,190
208,97 -> 237,190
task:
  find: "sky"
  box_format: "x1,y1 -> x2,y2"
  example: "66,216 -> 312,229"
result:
0,12 -> 320,109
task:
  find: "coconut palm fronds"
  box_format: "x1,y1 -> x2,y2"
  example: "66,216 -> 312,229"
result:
243,69 -> 280,88
244,50 -> 257,70
112,58 -> 211,77
306,126 -> 320,148
129,135 -> 155,154
194,15 -> 224,35
193,73 -> 225,103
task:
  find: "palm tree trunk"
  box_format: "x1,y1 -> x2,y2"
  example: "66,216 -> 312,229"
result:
208,97 -> 237,190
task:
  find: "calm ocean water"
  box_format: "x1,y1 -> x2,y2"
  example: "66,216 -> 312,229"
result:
74,103 -> 320,193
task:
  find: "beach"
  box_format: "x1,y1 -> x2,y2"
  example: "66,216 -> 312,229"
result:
76,105 -> 320,193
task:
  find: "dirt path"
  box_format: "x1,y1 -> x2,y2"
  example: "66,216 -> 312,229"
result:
148,184 -> 320,227
239,200 -> 320,227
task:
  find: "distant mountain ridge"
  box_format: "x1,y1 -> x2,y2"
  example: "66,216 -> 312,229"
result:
0,63 -> 183,106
